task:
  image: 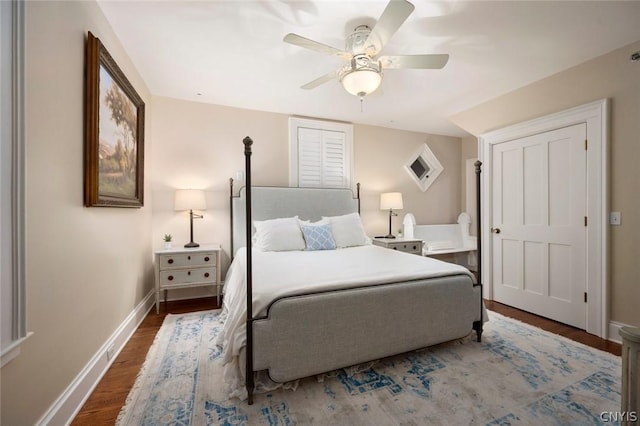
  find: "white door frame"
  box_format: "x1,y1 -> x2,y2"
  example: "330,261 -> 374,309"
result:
478,99 -> 609,338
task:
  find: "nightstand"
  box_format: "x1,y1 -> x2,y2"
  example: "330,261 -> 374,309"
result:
154,244 -> 222,314
372,237 -> 423,255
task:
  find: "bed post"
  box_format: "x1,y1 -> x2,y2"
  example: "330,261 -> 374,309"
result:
243,137 -> 254,404
473,160 -> 483,342
356,182 -> 361,213
229,177 -> 234,261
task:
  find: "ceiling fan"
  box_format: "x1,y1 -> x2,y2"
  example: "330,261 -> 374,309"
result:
283,0 -> 449,100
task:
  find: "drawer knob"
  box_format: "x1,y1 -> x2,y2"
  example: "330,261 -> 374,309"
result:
168,275 -> 174,281
413,245 -> 417,250
393,247 -> 397,250
188,271 -> 191,276
204,272 -> 210,278
188,255 -> 191,260
204,256 -> 210,262
168,259 -> 174,264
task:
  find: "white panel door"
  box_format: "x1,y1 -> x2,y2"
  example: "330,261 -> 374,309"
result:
491,124 -> 587,328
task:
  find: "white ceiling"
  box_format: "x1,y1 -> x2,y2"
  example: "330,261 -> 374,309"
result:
98,1 -> 640,137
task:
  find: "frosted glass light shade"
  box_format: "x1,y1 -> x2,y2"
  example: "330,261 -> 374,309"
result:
341,70 -> 382,96
380,192 -> 403,210
174,189 -> 206,211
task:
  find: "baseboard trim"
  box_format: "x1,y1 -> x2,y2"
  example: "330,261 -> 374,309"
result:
608,320 -> 633,344
38,290 -> 156,425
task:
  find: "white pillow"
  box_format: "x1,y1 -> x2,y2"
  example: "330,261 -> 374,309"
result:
298,218 -> 328,227
253,216 -> 306,251
323,212 -> 370,248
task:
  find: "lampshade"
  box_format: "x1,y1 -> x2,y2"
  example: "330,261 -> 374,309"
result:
174,189 -> 206,211
341,69 -> 382,97
380,192 -> 403,210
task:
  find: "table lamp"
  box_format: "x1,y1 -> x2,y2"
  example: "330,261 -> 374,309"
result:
380,192 -> 403,239
175,189 -> 206,248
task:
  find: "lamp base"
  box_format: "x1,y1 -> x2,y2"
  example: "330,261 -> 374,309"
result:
384,234 -> 396,239
184,241 -> 200,248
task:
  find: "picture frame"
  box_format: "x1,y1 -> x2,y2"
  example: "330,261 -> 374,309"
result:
84,31 -> 145,207
404,143 -> 444,192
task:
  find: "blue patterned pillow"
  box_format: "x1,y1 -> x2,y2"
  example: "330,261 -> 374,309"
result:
301,223 -> 336,251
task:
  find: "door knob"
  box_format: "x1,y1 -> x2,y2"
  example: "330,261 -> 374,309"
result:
491,227 -> 501,234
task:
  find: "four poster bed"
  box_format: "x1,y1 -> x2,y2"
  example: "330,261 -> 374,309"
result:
217,137 -> 485,403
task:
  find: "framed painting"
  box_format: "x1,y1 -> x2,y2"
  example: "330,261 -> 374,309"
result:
84,31 -> 145,207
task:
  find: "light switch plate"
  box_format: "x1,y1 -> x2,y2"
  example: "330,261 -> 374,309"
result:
610,211 -> 621,225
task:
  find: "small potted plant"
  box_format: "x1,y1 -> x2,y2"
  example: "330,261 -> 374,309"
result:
163,234 -> 173,249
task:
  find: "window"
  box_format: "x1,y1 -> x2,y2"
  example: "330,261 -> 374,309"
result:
1,0 -> 28,367
289,117 -> 353,189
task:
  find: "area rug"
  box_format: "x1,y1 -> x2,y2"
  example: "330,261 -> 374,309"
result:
116,309 -> 621,425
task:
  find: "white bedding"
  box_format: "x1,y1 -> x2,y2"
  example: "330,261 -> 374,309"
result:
216,244 -> 475,398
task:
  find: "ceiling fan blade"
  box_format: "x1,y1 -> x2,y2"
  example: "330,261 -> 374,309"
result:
301,70 -> 339,90
379,54 -> 449,69
284,33 -> 350,59
365,0 -> 415,55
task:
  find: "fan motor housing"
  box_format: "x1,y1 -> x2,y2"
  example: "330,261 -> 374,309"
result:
346,25 -> 372,55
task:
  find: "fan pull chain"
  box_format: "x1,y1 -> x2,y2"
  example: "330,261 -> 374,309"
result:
358,91 -> 367,112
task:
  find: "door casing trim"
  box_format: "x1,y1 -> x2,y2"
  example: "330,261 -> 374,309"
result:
478,99 -> 608,338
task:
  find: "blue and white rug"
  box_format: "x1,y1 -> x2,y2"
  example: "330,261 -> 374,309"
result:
117,310 -> 621,425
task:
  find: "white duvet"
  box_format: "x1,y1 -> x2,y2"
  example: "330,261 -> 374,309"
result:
216,244 -> 475,399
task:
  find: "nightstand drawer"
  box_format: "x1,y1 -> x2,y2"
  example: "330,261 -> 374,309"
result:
159,267 -> 216,287
159,252 -> 216,269
372,238 -> 423,255
388,242 -> 422,255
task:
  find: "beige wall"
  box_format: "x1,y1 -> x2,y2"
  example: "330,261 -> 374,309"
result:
150,97 -> 291,281
1,2 -> 153,424
450,40 -> 640,327
150,97 -> 463,277
354,124 -> 462,235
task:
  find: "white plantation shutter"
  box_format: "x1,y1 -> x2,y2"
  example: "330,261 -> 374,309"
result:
322,131 -> 346,187
290,118 -> 352,189
297,128 -> 323,186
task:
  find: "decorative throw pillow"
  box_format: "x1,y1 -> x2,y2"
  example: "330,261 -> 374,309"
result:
322,212 -> 370,248
301,223 -> 336,251
253,216 -> 306,251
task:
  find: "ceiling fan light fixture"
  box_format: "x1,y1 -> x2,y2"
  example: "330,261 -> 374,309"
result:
285,0 -> 449,96
341,69 -> 382,97
339,56 -> 382,97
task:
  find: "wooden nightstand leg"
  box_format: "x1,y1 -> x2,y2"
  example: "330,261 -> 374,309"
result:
216,250 -> 221,307
164,289 -> 168,309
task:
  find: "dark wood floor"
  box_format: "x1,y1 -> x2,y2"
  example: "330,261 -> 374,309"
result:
484,300 -> 621,356
71,298 -> 621,425
71,297 -> 221,426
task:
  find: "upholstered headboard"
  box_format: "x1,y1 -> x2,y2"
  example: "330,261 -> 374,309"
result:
230,185 -> 360,256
